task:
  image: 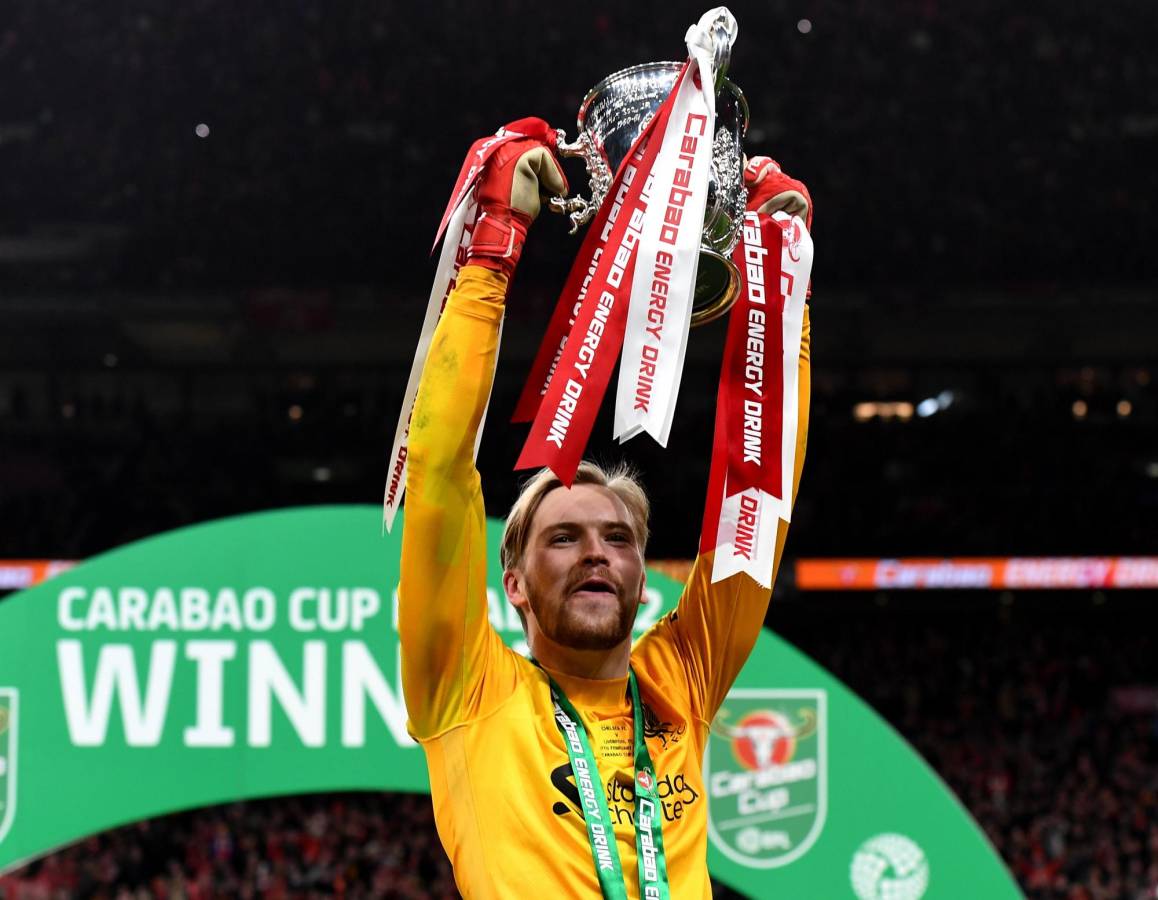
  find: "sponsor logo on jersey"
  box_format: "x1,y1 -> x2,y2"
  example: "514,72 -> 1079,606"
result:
706,689 -> 826,868
550,765 -> 700,827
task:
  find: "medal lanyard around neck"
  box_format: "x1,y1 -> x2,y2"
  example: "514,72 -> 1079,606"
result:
546,667 -> 671,900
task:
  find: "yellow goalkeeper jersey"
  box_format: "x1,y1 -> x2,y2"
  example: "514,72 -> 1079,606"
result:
399,265 -> 810,899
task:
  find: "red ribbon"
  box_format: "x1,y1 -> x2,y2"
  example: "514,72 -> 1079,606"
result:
514,67 -> 689,483
511,208 -> 606,422
513,141 -> 650,481
699,369 -> 730,553
725,214 -> 785,501
701,213 -> 787,547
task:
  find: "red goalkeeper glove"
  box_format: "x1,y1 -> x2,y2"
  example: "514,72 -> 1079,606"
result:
467,117 -> 569,279
744,156 -> 813,230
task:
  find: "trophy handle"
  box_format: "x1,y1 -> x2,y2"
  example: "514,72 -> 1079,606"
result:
546,129 -> 613,234
704,8 -> 739,90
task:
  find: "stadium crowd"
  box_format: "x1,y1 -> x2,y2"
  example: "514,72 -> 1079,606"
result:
1,359 -> 1152,562
0,794 -> 459,900
780,604 -> 1158,900
1,607 -> 1154,899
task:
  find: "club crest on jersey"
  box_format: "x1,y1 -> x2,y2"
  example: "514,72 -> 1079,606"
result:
0,689 -> 18,848
705,689 -> 826,868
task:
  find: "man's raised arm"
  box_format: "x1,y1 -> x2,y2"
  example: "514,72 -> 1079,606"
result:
398,123 -> 567,739
636,157 -> 815,722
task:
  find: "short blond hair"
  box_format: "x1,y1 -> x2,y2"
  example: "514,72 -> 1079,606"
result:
501,461 -> 650,571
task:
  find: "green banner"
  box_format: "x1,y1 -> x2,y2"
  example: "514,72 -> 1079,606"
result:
0,506 -> 1020,897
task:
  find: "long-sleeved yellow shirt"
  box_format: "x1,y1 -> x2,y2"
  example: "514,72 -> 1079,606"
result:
399,265 -> 810,899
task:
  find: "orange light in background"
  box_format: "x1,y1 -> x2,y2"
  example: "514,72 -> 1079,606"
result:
795,557 -> 1158,590
8,557 -> 1158,592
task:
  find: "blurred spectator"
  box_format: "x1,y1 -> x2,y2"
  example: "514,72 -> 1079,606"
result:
1,358 -> 1153,560
0,793 -> 459,900
777,602 -> 1158,900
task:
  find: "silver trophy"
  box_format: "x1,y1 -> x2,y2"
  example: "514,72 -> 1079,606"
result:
549,9 -> 748,326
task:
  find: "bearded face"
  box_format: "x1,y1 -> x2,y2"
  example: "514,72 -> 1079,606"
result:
522,556 -> 636,650
505,484 -> 646,653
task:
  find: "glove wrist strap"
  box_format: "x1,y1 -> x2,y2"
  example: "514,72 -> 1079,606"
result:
466,205 -> 531,279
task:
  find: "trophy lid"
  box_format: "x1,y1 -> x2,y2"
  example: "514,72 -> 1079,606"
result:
576,62 -> 748,182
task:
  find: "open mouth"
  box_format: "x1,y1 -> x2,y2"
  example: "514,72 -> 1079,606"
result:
572,578 -> 616,596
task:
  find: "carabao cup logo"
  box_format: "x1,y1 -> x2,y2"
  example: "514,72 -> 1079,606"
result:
0,689 -> 17,847
706,689 -> 826,868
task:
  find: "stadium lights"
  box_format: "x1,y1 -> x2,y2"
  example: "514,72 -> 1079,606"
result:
917,390 -> 955,418
854,401 -> 915,422
1117,399 -> 1132,418
1072,399 -> 1088,419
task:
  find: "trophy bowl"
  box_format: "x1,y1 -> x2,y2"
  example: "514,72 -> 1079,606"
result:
552,61 -> 750,326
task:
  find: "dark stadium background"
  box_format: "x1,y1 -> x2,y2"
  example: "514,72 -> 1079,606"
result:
1,0 -> 1156,897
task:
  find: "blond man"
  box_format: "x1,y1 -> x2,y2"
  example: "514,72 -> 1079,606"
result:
398,125 -> 811,898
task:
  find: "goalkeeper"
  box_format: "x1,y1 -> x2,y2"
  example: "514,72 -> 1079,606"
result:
398,124 -> 812,898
